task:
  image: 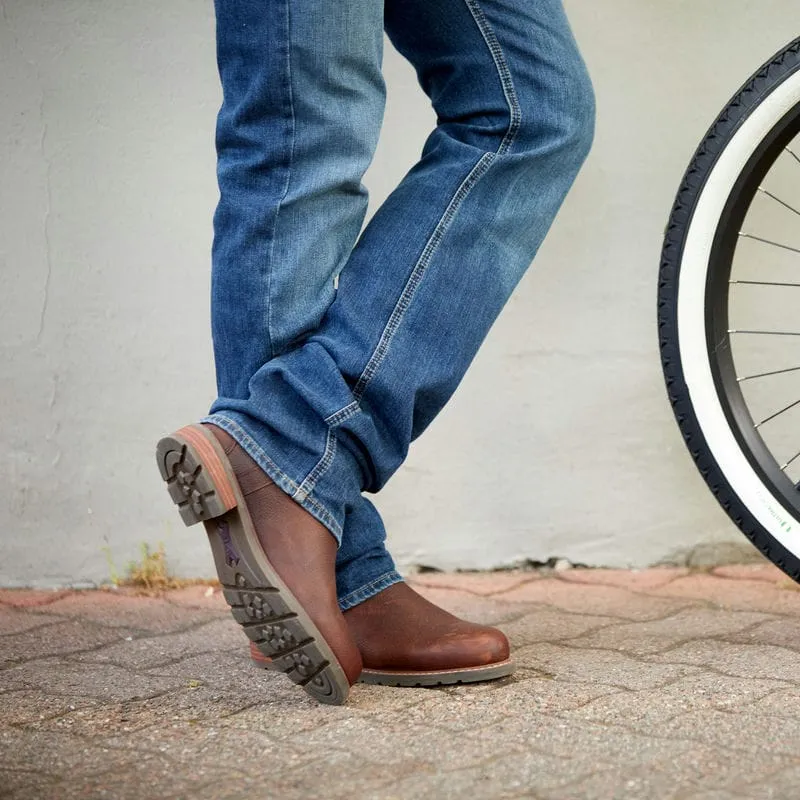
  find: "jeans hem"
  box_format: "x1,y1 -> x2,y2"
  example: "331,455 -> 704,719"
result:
200,412 -> 344,542
338,569 -> 404,611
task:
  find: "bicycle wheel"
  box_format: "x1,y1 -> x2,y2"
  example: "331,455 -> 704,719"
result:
659,38 -> 800,580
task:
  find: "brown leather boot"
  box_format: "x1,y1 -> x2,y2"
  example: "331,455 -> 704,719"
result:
156,423 -> 361,704
250,581 -> 514,687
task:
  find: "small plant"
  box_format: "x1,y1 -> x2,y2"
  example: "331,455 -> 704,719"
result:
101,545 -> 120,586
124,542 -> 173,591
102,541 -> 219,594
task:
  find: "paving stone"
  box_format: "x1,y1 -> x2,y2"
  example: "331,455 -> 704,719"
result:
73,617 -> 243,670
212,692 -> 358,743
408,571 -> 540,597
736,687 -> 800,719
284,748 -> 420,800
161,584 -> 226,610
347,681 -> 441,714
499,579 -> 697,620
557,567 -> 690,591
144,650 -> 285,695
461,712 -> 694,771
0,590 -> 72,609
647,640 -> 800,682
26,590 -> 223,633
515,641 -> 704,690
32,685 -> 260,739
538,745 -> 789,800
0,608 -> 66,637
724,618 -> 800,651
17,658 -> 185,702
285,711 -> 522,771
0,689 -> 102,727
566,607 -> 773,656
651,574 -> 800,615
562,672 -> 785,729
0,728 -> 143,778
712,564 -> 786,583
119,721 -> 312,774
499,607 -> 618,648
0,619 -> 139,667
650,707 -> 800,757
391,677 -> 622,734
373,748 -> 579,799
737,764 -> 800,799
46,753 -> 210,800
0,768 -> 61,799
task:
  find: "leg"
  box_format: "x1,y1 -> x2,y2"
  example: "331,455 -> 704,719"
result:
211,0 -> 401,607
205,0 -> 595,598
158,0 -> 395,704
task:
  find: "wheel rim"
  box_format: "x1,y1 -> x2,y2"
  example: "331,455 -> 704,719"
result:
707,97 -> 800,521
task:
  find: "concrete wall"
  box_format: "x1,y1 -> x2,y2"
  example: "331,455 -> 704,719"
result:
2,0 -> 796,587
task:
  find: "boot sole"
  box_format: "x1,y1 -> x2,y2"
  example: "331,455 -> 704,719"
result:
250,643 -> 515,686
155,424 -> 350,705
358,660 -> 515,687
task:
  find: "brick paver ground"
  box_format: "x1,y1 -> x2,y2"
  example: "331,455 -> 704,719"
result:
2,564 -> 800,799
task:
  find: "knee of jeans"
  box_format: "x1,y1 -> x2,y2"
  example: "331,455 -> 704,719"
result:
514,60 -> 596,168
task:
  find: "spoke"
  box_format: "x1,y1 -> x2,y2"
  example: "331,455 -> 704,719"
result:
739,364 -> 800,382
786,146 -> 800,167
730,280 -> 800,288
781,448 -> 800,472
739,232 -> 800,255
729,329 -> 800,337
756,397 -> 800,429
758,186 -> 800,219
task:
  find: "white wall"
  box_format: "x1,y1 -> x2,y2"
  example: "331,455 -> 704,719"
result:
2,0 -> 795,587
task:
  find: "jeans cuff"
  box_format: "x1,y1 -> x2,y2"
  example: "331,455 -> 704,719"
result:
338,570 -> 404,611
200,412 -> 344,543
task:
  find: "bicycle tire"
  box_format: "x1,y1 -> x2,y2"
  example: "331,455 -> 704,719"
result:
659,37 -> 800,580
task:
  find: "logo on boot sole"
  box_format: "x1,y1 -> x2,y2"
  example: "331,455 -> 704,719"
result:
216,520 -> 240,567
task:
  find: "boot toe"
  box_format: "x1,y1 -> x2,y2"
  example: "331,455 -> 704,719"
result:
469,625 -> 510,666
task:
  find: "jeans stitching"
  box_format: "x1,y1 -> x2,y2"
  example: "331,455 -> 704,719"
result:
324,401 -> 359,427
338,570 -> 404,610
345,1 -> 522,406
200,413 -> 343,538
351,151 -> 496,403
462,0 -> 522,156
281,0 -> 522,497
295,428 -> 336,501
265,0 -> 296,357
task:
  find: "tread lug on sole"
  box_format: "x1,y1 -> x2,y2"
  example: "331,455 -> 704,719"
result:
155,434 -> 232,526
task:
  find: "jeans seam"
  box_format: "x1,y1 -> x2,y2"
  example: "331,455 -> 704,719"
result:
462,0 -> 522,156
338,570 -> 404,611
324,402 -> 359,427
294,428 -> 336,502
345,2 -> 521,407
350,151 -> 496,404
265,0 -> 296,357
201,413 -> 343,539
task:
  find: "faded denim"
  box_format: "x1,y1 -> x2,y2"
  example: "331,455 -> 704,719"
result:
204,0 -> 595,609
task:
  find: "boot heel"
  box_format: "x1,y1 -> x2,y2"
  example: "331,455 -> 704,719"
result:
155,424 -> 238,526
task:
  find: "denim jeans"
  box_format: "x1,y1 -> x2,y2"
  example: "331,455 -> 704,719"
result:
203,0 -> 595,610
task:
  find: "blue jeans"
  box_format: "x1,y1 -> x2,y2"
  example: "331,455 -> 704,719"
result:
203,0 -> 595,610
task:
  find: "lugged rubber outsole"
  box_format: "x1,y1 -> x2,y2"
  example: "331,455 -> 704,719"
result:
156,424 -> 351,705
249,642 -> 515,687
357,660 -> 515,687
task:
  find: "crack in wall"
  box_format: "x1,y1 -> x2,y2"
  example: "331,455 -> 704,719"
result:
1,0 -> 54,346
37,119 -> 54,346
